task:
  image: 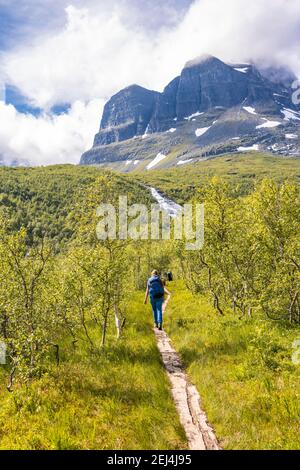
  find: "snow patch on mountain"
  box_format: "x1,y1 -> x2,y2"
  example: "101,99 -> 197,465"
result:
243,106 -> 257,115
184,111 -> 204,121
195,127 -> 210,137
237,144 -> 259,152
235,67 -> 249,74
146,153 -> 167,170
285,134 -> 298,139
142,124 -> 150,139
281,108 -> 300,121
256,119 -> 281,129
177,159 -> 193,166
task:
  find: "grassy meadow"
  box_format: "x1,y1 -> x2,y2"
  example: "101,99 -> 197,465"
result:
164,282 -> 300,450
0,293 -> 186,450
0,152 -> 300,450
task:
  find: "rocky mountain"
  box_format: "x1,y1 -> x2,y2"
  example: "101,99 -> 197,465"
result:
94,85 -> 159,146
81,54 -> 300,171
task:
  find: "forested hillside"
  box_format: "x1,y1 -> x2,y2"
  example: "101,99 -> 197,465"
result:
135,153 -> 300,203
0,165 -> 152,249
0,155 -> 300,449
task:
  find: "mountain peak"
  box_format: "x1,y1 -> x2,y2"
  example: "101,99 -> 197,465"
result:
184,54 -> 219,69
81,55 -> 300,168
123,83 -> 149,91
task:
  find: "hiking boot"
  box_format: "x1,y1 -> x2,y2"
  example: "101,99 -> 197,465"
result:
154,323 -> 158,329
158,323 -> 162,331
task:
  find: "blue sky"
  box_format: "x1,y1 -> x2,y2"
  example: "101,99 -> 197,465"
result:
0,0 -> 65,50
0,0 -> 300,166
0,0 -> 193,114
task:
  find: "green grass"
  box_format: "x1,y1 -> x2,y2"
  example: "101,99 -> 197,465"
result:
163,281 -> 300,450
0,164 -> 153,248
1,160 -> 300,450
0,294 -> 187,450
136,152 -> 300,203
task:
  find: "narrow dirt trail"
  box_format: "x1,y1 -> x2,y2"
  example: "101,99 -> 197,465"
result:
154,328 -> 220,451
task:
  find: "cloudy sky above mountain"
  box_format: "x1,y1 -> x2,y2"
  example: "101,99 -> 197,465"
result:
0,0 -> 300,165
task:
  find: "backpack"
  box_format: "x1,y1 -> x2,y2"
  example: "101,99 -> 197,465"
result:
148,276 -> 164,299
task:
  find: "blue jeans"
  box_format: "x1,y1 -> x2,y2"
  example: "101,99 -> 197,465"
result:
150,297 -> 163,325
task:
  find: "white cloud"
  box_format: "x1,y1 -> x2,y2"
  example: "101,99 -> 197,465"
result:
5,0 -> 300,110
0,99 -> 103,165
3,5 -> 155,109
1,0 -> 300,165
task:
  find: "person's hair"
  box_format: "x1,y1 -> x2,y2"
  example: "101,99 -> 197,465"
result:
151,270 -> 158,276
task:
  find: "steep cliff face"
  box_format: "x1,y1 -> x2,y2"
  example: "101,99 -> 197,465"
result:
148,76 -> 180,133
92,55 -> 286,144
94,85 -> 159,146
176,55 -> 250,118
176,55 -> 279,115
81,55 -> 300,169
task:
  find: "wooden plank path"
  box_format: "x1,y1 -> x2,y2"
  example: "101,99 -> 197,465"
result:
154,328 -> 220,451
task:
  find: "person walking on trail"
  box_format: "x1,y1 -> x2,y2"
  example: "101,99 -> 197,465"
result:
144,270 -> 171,331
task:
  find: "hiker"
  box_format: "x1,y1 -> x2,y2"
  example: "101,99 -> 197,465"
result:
144,270 -> 171,330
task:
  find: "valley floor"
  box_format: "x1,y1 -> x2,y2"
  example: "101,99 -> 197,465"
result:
1,283 -> 299,450
1,161 -> 300,450
0,294 -> 187,450
165,282 -> 300,450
